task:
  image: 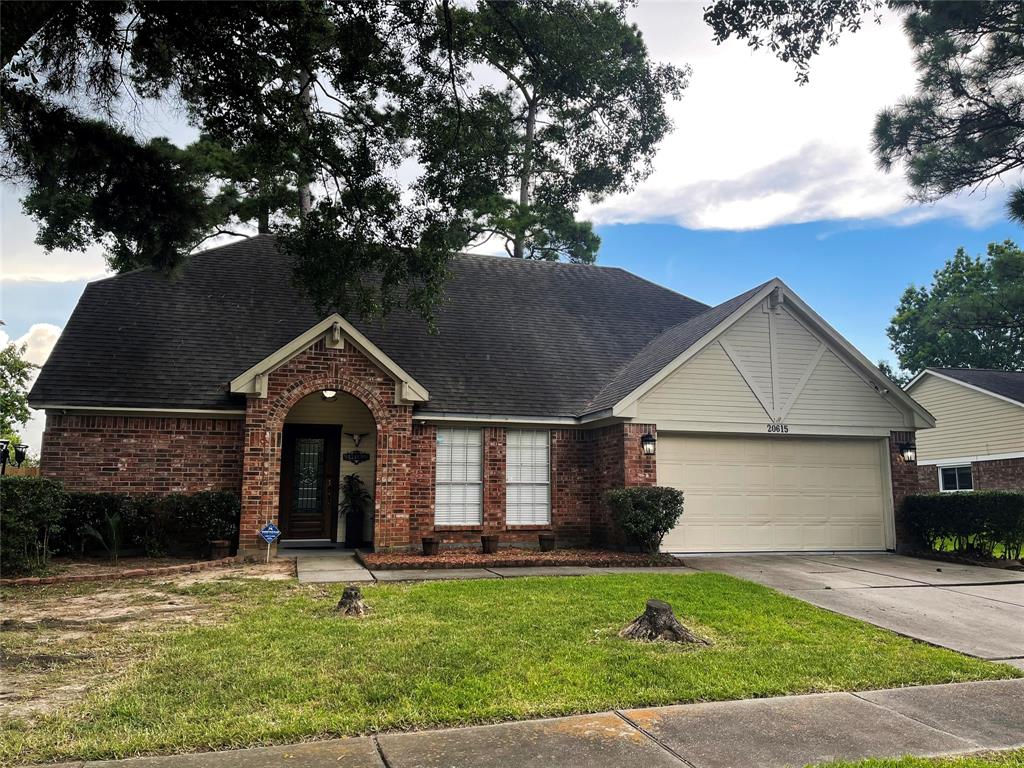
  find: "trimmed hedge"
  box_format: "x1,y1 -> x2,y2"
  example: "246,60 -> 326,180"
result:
0,476 -> 66,576
1,478 -> 241,575
604,486 -> 684,553
902,491 -> 1024,560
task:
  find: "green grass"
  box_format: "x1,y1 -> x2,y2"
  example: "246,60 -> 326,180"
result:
810,749 -> 1024,767
3,573 -> 1019,764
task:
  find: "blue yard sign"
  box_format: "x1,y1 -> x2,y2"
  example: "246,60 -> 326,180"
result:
260,523 -> 281,544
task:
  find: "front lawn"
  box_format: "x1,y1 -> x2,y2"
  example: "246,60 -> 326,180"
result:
811,749 -> 1024,767
3,572 -> 1019,764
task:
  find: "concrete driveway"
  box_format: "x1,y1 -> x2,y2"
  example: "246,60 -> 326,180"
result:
690,554 -> 1024,667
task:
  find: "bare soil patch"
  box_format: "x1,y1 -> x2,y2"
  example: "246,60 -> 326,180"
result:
0,560 -> 294,720
360,547 -> 682,569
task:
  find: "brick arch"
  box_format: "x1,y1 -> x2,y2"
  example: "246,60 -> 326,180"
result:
238,339 -> 414,553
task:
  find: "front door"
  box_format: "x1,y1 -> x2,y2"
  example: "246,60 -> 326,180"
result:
279,425 -> 341,541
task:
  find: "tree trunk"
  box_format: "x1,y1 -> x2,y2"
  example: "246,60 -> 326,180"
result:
620,599 -> 711,645
336,585 -> 370,617
257,198 -> 270,234
297,70 -> 314,218
512,96 -> 537,259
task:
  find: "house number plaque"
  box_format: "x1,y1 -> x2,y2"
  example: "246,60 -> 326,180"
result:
343,450 -> 371,465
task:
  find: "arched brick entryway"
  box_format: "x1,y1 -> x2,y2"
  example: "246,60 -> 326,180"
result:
238,339 -> 414,553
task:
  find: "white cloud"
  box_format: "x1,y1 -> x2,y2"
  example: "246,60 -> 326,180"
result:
1,323 -> 62,456
580,2 -> 1006,231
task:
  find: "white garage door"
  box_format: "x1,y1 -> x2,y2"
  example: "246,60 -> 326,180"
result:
659,435 -> 889,552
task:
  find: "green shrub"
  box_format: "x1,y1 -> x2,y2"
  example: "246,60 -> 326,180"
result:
0,476 -> 67,576
902,491 -> 1024,560
59,492 -> 132,556
603,486 -> 684,553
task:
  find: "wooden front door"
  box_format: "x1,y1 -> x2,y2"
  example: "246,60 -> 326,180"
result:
279,425 -> 341,541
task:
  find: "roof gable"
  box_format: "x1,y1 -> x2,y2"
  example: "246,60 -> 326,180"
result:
906,368 -> 1024,409
230,315 -> 428,403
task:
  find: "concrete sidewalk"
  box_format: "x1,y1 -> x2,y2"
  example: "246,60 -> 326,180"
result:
294,552 -> 696,584
48,679 -> 1024,768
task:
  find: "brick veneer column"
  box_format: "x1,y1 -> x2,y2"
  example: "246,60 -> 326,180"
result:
482,427 -> 507,534
549,428 -> 593,546
590,422 -> 657,548
40,413 -> 244,493
889,430 -> 920,553
239,338 -> 414,554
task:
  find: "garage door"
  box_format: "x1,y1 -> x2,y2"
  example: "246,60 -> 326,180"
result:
659,435 -> 889,552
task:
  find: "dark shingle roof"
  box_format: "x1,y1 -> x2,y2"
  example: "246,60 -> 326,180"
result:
927,368 -> 1024,406
31,234 -> 723,417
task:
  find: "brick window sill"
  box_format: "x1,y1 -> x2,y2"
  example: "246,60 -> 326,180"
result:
433,525 -> 484,532
505,525 -> 553,531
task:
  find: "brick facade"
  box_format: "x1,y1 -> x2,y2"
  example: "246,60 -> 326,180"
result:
39,341 -> 659,554
888,430 -> 920,553
40,413 -> 244,493
916,457 -> 1024,493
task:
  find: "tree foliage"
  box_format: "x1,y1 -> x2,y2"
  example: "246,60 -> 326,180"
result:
703,1 -> 1024,224
887,240 -> 1024,373
0,341 -> 35,437
2,1 -> 685,316
421,1 -> 688,261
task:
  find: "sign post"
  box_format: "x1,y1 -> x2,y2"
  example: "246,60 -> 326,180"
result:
259,522 -> 281,563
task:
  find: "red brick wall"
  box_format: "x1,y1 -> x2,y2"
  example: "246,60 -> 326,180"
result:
972,457 -> 1024,490
40,413 -> 244,494
549,428 -> 593,546
239,338 -> 414,553
590,423 -> 657,547
888,430 -> 920,553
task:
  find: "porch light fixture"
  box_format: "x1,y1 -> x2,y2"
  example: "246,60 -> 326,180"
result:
898,441 -> 917,463
641,432 -> 657,456
321,390 -> 338,401
13,444 -> 28,466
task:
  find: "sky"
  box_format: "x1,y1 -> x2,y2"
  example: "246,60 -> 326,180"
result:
1,1 -> 1022,454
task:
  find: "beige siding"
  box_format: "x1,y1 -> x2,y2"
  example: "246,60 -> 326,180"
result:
786,350 -> 906,427
637,301 -> 907,431
910,375 -> 1024,461
722,307 -> 773,400
637,340 -> 769,423
285,391 -> 376,534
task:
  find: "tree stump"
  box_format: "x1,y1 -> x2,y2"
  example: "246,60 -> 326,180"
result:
619,599 -> 710,645
336,585 -> 371,617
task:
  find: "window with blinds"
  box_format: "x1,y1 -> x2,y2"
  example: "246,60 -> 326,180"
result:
506,430 -> 550,525
435,428 -> 483,525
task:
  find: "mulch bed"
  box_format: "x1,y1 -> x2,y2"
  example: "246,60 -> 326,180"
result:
357,548 -> 682,570
910,549 -> 1024,571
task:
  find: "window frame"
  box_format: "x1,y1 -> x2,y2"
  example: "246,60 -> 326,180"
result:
434,427 -> 483,525
505,429 -> 551,526
938,464 -> 974,493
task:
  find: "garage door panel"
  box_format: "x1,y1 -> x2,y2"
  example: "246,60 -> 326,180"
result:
660,435 -> 887,552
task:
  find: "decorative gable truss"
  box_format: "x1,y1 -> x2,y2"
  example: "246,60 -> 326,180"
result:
617,281 -> 934,431
229,314 -> 429,404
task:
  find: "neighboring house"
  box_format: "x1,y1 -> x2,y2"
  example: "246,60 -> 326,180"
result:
904,369 -> 1024,493
29,235 -> 934,554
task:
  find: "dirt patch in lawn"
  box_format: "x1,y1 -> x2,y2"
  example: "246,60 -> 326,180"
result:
0,560 -> 294,720
359,547 -> 682,569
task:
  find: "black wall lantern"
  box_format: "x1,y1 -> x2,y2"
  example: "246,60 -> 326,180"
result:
898,441 -> 917,463
0,440 -> 29,475
641,432 -> 657,456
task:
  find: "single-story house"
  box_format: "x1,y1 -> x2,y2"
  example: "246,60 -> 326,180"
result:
904,368 -> 1024,492
30,235 -> 936,554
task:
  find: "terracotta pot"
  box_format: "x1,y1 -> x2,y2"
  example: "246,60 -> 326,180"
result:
481,535 -> 499,554
422,537 -> 439,556
210,540 -> 231,560
538,533 -> 556,552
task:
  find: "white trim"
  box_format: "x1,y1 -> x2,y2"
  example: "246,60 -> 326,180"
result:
654,421 -> 896,437
905,369 -> 1024,410
777,342 -> 826,422
878,438 -> 896,550
917,450 -> 1024,467
415,412 -> 599,426
229,314 -> 428,403
610,278 -> 935,429
37,405 -> 245,417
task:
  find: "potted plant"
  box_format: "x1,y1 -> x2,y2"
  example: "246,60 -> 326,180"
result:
481,534 -> 499,554
422,536 -> 439,556
539,532 -> 556,552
